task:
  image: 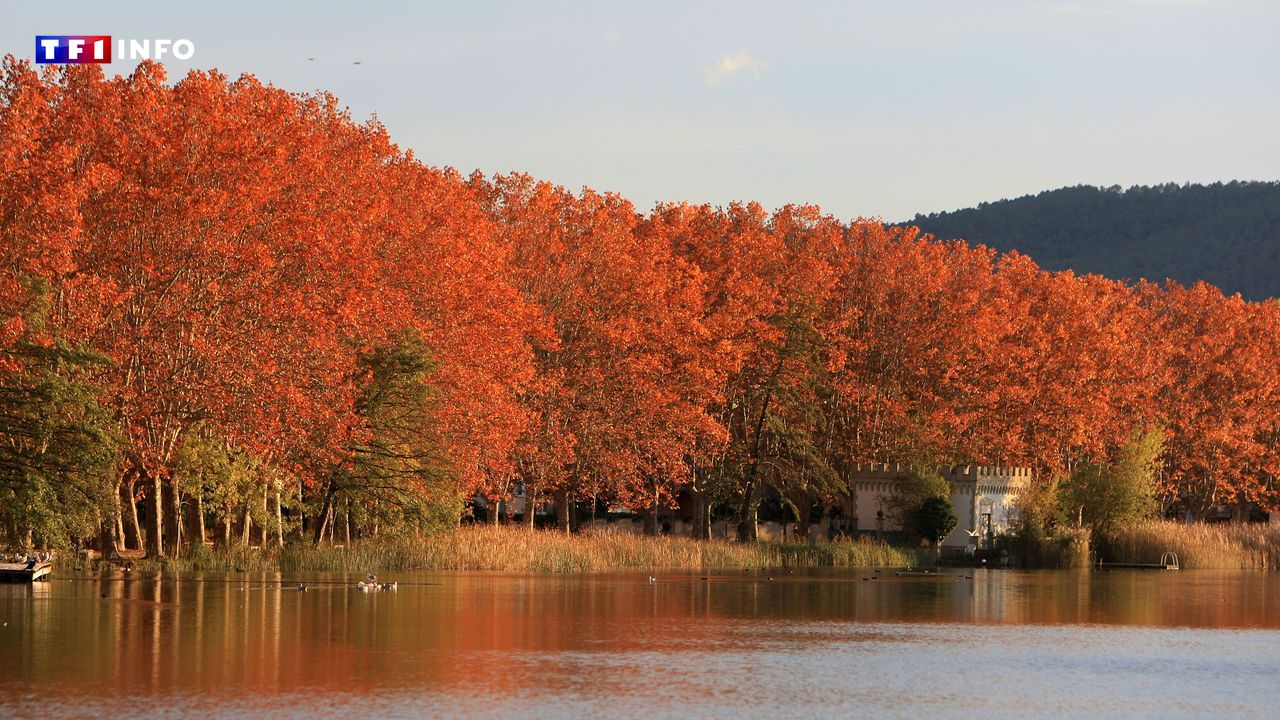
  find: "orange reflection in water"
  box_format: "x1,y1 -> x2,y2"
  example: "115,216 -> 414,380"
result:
0,568 -> 1277,707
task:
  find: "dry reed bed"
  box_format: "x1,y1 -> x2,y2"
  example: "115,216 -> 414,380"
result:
152,525 -> 929,573
1106,520 -> 1280,569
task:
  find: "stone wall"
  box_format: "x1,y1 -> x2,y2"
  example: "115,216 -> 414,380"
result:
845,463 -> 1031,549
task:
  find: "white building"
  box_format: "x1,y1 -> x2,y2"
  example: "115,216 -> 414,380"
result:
842,463 -> 1031,550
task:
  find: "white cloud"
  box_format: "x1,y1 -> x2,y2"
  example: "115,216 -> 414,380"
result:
703,51 -> 766,85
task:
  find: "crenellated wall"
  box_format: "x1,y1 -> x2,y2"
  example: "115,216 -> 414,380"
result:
844,463 -> 1031,549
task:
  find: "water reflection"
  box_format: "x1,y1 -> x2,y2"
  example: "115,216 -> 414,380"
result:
0,569 -> 1277,717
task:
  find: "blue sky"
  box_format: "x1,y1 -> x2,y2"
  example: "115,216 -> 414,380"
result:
5,0 -> 1278,220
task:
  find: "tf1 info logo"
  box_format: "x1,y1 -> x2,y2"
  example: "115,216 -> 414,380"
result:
35,36 -> 196,64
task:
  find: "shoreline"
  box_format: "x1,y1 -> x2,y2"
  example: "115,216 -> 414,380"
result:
79,525 -> 933,575
67,520 -> 1280,575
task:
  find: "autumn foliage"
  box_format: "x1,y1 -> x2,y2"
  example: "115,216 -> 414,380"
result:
2,58 -> 1277,552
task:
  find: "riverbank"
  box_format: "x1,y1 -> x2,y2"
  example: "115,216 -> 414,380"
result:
1104,520 -> 1280,569
99,525 -> 932,574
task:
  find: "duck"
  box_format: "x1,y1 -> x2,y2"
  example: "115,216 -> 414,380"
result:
380,582 -> 397,591
298,583 -> 308,592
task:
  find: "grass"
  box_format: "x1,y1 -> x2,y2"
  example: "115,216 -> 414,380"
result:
1104,520 -> 1280,569
104,524 -> 932,574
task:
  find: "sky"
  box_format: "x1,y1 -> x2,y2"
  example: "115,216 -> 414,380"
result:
5,0 -> 1278,221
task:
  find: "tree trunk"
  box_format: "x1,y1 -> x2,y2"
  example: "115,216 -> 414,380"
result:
114,475 -> 129,551
163,476 -> 181,556
556,487 -> 571,533
143,467 -> 164,558
736,481 -> 761,542
241,503 -> 251,546
313,482 -> 334,547
692,488 -> 711,540
261,483 -> 270,545
125,481 -> 143,551
99,510 -> 119,558
700,496 -> 712,540
525,483 -> 537,528
117,471 -> 137,552
735,360 -> 780,544
275,485 -> 284,548
298,477 -> 306,538
114,507 -> 126,553
194,487 -> 207,547
641,503 -> 657,536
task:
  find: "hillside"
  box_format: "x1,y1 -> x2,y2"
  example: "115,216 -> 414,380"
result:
906,182 -> 1280,301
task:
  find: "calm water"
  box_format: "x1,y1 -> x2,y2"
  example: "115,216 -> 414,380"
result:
1,568 -> 1278,718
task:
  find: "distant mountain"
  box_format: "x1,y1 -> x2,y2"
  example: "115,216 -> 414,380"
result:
905,182 -> 1280,301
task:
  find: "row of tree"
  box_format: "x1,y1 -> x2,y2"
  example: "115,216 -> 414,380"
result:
2,59 -> 1278,553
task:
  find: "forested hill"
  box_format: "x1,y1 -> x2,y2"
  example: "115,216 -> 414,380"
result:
905,182 -> 1280,301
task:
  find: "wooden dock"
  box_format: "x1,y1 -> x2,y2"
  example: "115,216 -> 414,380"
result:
1098,551 -> 1180,571
0,561 -> 52,583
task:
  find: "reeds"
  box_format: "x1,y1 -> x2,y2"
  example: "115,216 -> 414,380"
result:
138,525 -> 930,574
1105,520 -> 1280,569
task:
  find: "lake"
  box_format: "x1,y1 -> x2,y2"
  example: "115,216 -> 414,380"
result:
1,568 -> 1278,718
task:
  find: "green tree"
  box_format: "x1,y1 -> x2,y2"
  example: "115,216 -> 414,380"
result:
884,464 -> 951,539
1060,427 -> 1163,538
314,333 -> 460,543
907,181 -> 1280,302
916,495 -> 958,551
173,429 -> 282,548
761,411 -> 843,540
1000,474 -> 1092,567
0,340 -> 119,550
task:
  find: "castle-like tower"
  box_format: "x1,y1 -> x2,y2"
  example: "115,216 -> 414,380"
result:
842,463 -> 1031,549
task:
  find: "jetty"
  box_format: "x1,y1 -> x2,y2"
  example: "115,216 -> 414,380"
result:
1097,551 -> 1180,571
0,561 -> 53,583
